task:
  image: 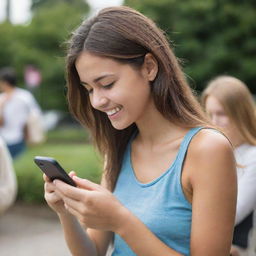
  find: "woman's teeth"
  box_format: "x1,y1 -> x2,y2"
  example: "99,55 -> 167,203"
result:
106,107 -> 121,116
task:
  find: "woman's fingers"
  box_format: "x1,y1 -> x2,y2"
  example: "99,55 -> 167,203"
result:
69,171 -> 77,177
44,180 -> 56,193
73,176 -> 100,191
43,173 -> 51,182
53,180 -> 95,219
63,196 -> 86,215
64,202 -> 88,228
44,184 -> 53,193
54,179 -> 89,201
45,190 -> 62,203
63,197 -> 94,229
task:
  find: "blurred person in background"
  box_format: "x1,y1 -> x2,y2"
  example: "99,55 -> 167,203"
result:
0,136 -> 17,215
0,67 -> 42,159
202,75 -> 256,256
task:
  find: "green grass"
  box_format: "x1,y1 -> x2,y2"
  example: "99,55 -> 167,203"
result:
14,128 -> 103,203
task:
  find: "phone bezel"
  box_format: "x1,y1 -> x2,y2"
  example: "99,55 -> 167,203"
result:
34,156 -> 76,187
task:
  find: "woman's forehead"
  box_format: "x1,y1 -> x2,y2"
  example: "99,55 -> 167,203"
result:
75,52 -> 124,83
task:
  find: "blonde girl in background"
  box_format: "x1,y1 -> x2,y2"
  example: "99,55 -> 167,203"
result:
202,75 -> 256,256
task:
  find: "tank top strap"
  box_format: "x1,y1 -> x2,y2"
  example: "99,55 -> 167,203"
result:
175,126 -> 205,167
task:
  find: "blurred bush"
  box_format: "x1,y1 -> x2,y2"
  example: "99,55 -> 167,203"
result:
46,126 -> 90,143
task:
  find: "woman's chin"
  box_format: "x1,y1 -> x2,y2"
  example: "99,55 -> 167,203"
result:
110,120 -> 133,130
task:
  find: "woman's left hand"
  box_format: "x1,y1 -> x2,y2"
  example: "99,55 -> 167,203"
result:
53,176 -> 127,232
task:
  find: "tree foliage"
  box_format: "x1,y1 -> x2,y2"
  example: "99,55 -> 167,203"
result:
1,0 -> 255,111
0,0 -> 89,110
125,0 -> 256,92
31,0 -> 87,11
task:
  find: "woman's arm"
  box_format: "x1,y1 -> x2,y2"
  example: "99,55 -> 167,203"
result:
57,211 -> 113,256
57,212 -> 98,255
44,173 -> 113,256
187,130 -> 237,256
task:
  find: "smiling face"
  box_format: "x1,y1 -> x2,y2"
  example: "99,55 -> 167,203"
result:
75,51 -> 156,130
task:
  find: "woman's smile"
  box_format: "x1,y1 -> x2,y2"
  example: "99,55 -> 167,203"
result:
75,51 -> 153,130
105,106 -> 122,116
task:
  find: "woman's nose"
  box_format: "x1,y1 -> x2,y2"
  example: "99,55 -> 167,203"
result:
91,90 -> 108,109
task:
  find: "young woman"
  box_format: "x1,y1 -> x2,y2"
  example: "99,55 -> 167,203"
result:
202,75 -> 256,256
43,7 -> 237,256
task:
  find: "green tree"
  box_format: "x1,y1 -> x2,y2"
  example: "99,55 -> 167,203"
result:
125,0 -> 256,92
31,0 -> 88,11
0,0 -> 89,110
25,0 -> 89,110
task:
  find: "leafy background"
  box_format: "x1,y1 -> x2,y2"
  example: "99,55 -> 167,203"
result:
1,0 -> 256,113
1,0 -> 256,202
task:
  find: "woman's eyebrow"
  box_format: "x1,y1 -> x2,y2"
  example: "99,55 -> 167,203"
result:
80,74 -> 114,85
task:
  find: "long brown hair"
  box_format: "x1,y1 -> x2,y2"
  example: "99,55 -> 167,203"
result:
201,75 -> 256,145
66,6 -> 208,190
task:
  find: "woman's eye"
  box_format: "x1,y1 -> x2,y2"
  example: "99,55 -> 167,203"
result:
103,82 -> 114,89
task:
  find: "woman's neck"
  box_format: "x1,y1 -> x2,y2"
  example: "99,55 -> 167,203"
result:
135,104 -> 189,147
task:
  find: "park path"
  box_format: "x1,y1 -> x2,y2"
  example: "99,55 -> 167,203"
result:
3,203 -> 255,256
0,202 -> 70,256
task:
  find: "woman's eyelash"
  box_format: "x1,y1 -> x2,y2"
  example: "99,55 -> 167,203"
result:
103,82 -> 115,88
83,82 -> 115,94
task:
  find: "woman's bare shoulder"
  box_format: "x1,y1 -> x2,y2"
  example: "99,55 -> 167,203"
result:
189,128 -> 233,159
186,128 -> 236,182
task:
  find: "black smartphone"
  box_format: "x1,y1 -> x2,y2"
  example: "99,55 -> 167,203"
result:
34,156 -> 76,186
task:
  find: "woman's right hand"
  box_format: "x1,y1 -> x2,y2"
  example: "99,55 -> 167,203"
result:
43,171 -> 76,215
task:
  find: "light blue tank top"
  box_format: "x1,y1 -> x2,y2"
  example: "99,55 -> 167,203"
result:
112,127 -> 204,256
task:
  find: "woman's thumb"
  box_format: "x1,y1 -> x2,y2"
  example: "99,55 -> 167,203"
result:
73,176 -> 99,191
69,170 -> 77,178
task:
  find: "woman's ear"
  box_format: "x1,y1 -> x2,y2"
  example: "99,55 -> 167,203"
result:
143,53 -> 158,82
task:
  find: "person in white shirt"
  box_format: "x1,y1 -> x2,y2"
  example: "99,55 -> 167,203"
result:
0,67 -> 41,158
0,136 -> 17,214
202,75 -> 256,256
